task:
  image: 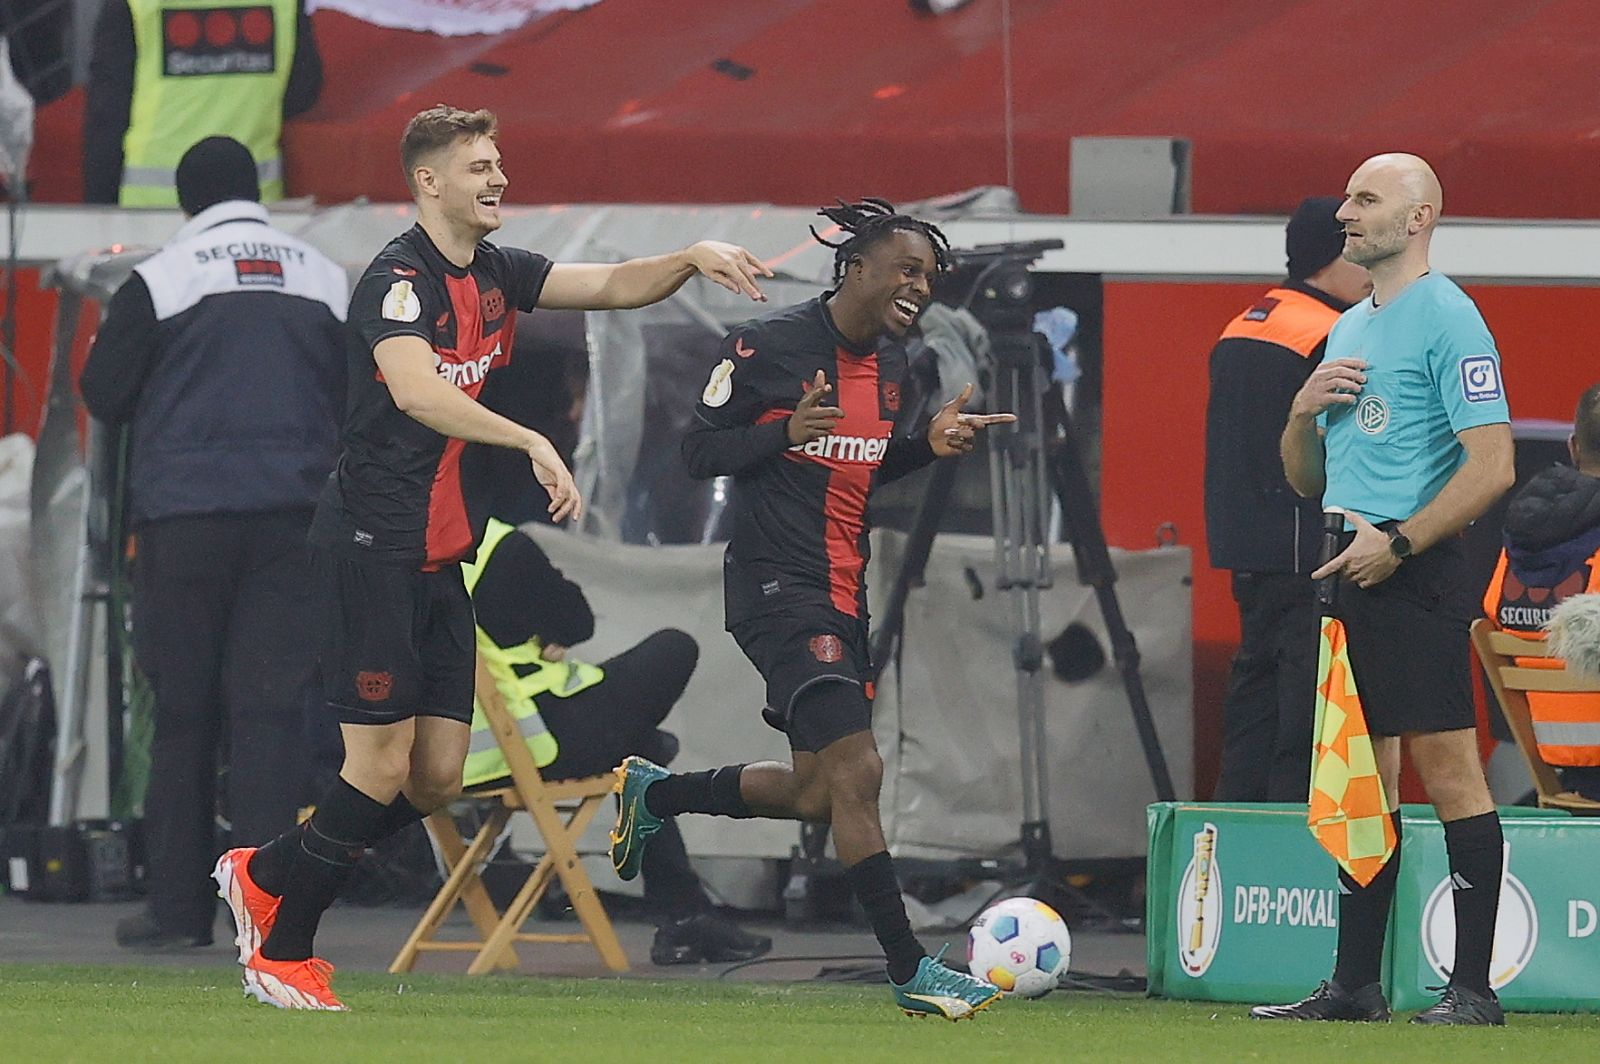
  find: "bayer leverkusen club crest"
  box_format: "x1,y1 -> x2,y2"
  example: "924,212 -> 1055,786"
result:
355,671 -> 393,702
480,287 -> 505,321
809,635 -> 844,664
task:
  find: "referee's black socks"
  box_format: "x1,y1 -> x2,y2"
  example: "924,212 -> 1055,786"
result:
1443,810 -> 1503,995
847,850 -> 926,985
1332,810 -> 1403,991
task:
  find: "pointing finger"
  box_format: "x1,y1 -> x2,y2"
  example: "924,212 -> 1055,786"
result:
1311,548 -> 1348,581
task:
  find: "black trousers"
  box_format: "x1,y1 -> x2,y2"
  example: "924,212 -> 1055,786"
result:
1215,570 -> 1319,802
537,629 -> 711,919
133,508 -> 319,935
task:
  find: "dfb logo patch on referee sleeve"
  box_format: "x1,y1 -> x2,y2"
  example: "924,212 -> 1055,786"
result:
1460,355 -> 1502,403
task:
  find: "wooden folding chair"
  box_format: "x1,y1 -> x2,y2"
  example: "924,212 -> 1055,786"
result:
1470,617 -> 1600,815
390,655 -> 629,974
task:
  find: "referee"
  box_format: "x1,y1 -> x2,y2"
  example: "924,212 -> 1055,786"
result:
1255,154 -> 1514,1025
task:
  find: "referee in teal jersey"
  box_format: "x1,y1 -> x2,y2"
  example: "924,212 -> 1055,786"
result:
1256,154 -> 1515,1026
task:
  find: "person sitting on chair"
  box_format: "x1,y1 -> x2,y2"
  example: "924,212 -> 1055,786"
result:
1484,381 -> 1600,800
462,516 -> 772,965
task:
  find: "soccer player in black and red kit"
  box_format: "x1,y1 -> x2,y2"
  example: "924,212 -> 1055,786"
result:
209,105 -> 772,1010
611,200 -> 1014,1020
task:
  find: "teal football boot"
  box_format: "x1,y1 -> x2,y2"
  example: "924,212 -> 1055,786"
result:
609,756 -> 668,881
892,945 -> 1003,1020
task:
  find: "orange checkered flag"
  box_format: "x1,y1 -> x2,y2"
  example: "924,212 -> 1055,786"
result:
1307,512 -> 1396,887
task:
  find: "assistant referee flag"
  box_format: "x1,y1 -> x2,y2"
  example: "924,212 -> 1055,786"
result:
1308,512 -> 1397,887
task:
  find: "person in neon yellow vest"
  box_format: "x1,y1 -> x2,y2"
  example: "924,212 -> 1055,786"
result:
83,0 -> 322,205
464,517 -> 771,965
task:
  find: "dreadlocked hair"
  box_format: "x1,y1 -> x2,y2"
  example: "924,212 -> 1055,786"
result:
810,198 -> 951,284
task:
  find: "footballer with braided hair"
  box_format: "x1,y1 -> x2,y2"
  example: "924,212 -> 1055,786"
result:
812,196 -> 953,285
610,199 -> 1012,1020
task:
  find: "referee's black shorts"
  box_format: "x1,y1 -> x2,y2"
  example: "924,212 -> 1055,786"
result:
313,545 -> 476,726
1335,531 -> 1475,737
730,606 -> 875,753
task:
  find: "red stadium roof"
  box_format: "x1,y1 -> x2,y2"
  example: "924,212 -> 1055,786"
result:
29,0 -> 1600,217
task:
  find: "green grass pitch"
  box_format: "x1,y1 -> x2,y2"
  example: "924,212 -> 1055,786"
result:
6,964 -> 1600,1063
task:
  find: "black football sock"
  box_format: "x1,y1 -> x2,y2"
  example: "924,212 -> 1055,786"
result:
258,778 -> 390,962
644,765 -> 753,819
846,850 -> 926,985
373,793 -> 426,842
246,823 -> 304,897
1444,810 -> 1503,995
1331,810 -> 1403,991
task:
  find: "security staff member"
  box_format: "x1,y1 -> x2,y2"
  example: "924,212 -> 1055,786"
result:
1205,196 -> 1371,801
83,0 -> 321,206
1259,153 -> 1515,1026
80,136 -> 347,949
1484,382 -> 1600,796
463,517 -> 772,965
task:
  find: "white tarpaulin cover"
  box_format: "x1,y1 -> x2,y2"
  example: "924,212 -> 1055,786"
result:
307,0 -> 599,36
521,524 -> 1193,862
0,433 -> 37,690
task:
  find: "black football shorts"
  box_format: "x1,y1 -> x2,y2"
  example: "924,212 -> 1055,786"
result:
1335,533 -> 1476,737
314,546 -> 476,726
731,606 -> 875,753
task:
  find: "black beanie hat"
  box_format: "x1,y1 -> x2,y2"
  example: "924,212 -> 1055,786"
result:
174,136 -> 260,216
1285,195 -> 1346,282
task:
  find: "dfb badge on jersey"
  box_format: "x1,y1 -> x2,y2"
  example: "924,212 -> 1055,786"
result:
1460,354 -> 1503,404
702,358 -> 735,408
383,279 -> 421,323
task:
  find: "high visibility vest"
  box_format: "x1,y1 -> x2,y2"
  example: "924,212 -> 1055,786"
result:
1484,545 -> 1600,766
460,519 -> 605,789
121,0 -> 295,206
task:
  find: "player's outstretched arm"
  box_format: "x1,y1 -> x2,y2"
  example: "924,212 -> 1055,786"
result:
375,335 -> 581,521
537,241 -> 773,310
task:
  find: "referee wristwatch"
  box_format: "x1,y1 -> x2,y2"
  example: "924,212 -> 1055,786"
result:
1386,527 -> 1413,561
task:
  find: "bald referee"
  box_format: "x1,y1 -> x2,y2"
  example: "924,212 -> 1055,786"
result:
1255,154 -> 1514,1026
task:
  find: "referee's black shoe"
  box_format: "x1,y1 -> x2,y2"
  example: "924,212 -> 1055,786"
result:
1410,985 -> 1505,1026
1249,980 -> 1391,1022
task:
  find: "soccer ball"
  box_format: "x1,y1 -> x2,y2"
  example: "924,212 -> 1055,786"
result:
967,897 -> 1072,999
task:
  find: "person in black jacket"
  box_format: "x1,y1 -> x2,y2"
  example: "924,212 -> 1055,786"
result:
1484,383 -> 1600,798
79,136 -> 347,950
1204,197 -> 1371,801
468,523 -> 772,964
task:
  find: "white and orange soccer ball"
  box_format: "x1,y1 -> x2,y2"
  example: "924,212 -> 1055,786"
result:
966,897 -> 1072,999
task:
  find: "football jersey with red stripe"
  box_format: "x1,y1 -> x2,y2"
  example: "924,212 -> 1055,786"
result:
683,295 -> 935,627
311,225 -> 551,570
